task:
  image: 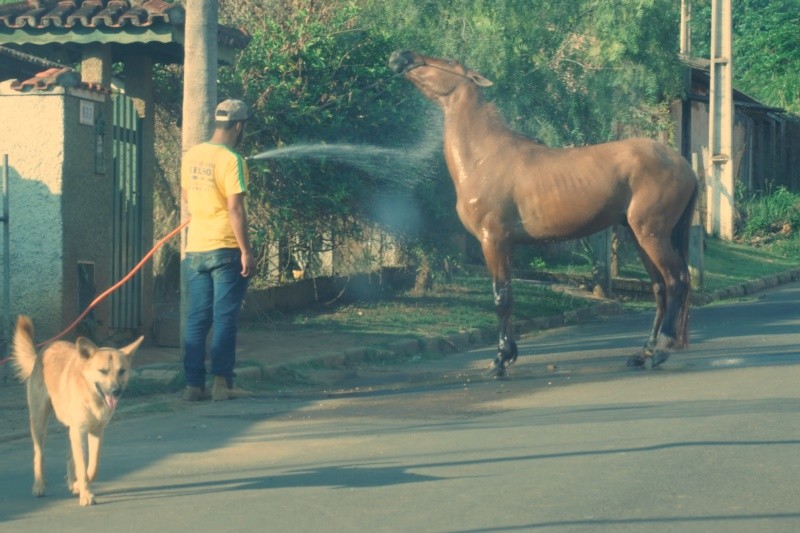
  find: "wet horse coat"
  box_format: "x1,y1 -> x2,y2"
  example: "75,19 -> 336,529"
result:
389,50 -> 699,376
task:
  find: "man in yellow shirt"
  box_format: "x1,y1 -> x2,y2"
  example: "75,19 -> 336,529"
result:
180,99 -> 257,401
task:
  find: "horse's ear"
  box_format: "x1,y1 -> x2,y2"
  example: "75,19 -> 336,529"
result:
469,71 -> 494,87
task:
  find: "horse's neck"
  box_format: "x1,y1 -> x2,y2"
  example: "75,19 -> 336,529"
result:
442,97 -> 513,189
444,95 -> 512,149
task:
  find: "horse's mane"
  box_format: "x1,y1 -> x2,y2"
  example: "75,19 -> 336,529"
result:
482,100 -> 547,146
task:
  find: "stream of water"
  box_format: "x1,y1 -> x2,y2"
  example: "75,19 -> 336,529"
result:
247,121 -> 443,188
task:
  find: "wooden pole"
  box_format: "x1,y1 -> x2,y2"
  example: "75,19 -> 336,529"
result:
590,228 -> 612,297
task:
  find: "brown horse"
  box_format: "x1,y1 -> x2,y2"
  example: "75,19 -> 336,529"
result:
389,50 -> 699,377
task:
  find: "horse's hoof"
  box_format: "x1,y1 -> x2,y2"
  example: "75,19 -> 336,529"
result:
508,344 -> 519,365
484,362 -> 508,379
626,355 -> 646,368
655,335 -> 676,352
651,350 -> 670,368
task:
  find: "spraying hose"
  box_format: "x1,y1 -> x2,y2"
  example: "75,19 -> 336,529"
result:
0,218 -> 189,365
35,218 -> 190,348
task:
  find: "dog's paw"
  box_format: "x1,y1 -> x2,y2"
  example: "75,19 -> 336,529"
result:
32,481 -> 46,497
79,491 -> 96,506
69,481 -> 80,495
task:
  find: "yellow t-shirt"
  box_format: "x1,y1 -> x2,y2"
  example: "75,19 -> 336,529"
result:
181,142 -> 249,252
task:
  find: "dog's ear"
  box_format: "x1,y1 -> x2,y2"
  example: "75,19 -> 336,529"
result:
120,335 -> 145,358
76,337 -> 98,359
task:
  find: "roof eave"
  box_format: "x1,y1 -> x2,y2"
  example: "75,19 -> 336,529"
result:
0,26 -> 244,65
0,25 -> 176,46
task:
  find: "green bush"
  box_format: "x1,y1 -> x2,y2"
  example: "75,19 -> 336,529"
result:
739,186 -> 800,240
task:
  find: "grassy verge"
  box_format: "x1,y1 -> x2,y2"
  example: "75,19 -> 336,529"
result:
540,236 -> 799,295
284,275 -> 591,338
120,238 -> 797,396
701,238 -> 799,292
265,237 -> 799,339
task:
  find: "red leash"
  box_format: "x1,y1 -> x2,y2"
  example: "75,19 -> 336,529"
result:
0,219 -> 188,364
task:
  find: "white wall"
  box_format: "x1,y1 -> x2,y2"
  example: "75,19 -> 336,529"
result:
0,83 -> 65,338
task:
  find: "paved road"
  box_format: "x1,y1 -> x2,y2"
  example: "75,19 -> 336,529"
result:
1,283 -> 799,532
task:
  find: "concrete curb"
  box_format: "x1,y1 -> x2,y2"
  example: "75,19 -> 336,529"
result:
129,300 -> 623,390
129,267 -> 800,390
700,267 -> 800,303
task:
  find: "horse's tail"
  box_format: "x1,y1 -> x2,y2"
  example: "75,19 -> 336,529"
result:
672,179 -> 699,348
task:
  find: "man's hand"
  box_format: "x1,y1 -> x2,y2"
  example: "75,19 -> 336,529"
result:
227,192 -> 255,278
241,250 -> 257,278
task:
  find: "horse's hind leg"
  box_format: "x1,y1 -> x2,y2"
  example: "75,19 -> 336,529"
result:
627,244 -> 666,367
634,235 -> 690,366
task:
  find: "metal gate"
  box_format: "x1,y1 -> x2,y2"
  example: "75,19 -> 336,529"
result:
111,94 -> 143,329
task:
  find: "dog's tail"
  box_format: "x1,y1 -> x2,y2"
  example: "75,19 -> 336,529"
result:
12,315 -> 38,381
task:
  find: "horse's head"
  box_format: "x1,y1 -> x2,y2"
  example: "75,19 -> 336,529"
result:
388,50 -> 493,103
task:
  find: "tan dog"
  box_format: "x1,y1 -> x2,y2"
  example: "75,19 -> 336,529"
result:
12,315 -> 144,506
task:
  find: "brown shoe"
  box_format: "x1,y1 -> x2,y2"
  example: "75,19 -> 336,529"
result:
182,385 -> 210,402
211,375 -> 253,401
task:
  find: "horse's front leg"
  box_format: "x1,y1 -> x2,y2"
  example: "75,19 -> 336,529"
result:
481,240 -> 517,377
483,278 -> 518,378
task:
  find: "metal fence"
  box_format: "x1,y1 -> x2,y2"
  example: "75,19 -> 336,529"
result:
110,95 -> 143,329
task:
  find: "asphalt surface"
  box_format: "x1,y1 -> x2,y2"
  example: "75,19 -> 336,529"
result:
0,274 -> 799,531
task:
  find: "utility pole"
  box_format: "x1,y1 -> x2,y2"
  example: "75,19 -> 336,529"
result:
180,0 -> 218,342
679,0 -> 693,160
181,0 -> 217,152
680,0 -> 692,57
708,0 -> 734,240
679,1 -> 704,291
1,155 -> 9,370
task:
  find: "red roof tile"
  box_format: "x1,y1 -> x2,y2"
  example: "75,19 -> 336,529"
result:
8,66 -> 111,93
0,0 -> 183,30
0,1 -> 249,48
10,67 -> 74,90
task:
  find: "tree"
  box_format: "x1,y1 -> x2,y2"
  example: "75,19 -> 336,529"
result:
364,0 -> 684,147
733,0 -> 800,114
691,0 -> 800,114
156,0 -> 698,290
217,0 -> 444,283
361,0 -> 686,282
205,0 -> 692,289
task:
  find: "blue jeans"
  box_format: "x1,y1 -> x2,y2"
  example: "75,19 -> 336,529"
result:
182,248 -> 249,388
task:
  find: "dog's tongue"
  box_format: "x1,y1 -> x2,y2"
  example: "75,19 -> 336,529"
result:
105,394 -> 118,410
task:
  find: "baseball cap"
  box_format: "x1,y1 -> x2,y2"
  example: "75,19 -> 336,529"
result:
215,99 -> 249,122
